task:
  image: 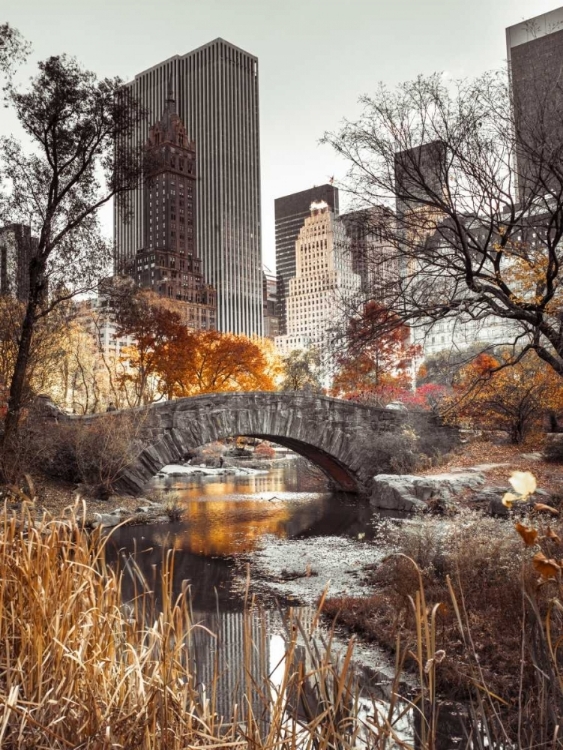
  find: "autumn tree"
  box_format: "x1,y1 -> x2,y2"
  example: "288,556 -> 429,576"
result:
0,43 -> 146,449
113,290 -> 188,406
331,302 -> 420,399
324,71 -> 563,380
164,330 -> 276,397
0,296 -> 76,407
280,348 -> 323,392
448,351 -> 563,443
113,288 -> 277,401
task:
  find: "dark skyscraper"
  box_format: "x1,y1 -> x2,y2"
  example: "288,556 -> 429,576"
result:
132,85 -> 216,330
115,39 -> 262,336
274,184 -> 339,335
507,8 -> 563,198
0,224 -> 38,302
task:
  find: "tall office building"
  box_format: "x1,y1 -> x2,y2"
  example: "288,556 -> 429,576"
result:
0,224 -> 38,302
275,185 -> 339,335
275,201 -> 360,361
115,39 -> 263,336
131,87 -> 217,330
340,207 -> 397,300
507,8 -> 563,198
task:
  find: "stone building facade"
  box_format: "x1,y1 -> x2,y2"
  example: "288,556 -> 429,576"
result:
0,224 -> 38,302
275,201 -> 360,368
275,185 -> 339,335
115,39 -> 263,336
130,86 -> 217,331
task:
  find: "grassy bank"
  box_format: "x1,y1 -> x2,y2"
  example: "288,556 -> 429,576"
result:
0,505 -> 420,750
323,509 -> 563,746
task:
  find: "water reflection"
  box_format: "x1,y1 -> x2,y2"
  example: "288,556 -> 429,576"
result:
105,462 -> 466,750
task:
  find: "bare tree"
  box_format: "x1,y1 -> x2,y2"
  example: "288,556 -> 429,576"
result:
323,71 -> 563,377
0,49 -> 146,449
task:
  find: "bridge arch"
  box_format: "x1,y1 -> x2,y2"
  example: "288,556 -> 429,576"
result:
63,392 -> 455,497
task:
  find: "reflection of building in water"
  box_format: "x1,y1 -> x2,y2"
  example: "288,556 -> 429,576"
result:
191,610 -> 270,732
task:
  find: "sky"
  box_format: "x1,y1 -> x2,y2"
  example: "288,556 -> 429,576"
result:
1,0 -> 560,270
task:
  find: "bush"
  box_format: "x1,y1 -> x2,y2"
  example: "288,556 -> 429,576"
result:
254,441 -> 275,459
33,412 -> 147,497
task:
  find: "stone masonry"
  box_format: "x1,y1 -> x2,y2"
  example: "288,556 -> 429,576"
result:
57,392 -> 456,497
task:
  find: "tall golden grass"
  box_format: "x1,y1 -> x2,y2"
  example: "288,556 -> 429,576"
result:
0,505 -> 416,750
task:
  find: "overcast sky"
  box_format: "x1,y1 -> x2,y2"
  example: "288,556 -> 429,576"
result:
2,0 -> 559,269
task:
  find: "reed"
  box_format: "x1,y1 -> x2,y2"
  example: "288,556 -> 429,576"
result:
0,504 -> 413,750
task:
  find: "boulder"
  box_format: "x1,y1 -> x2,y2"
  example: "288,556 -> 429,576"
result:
92,513 -> 122,529
371,472 -> 486,513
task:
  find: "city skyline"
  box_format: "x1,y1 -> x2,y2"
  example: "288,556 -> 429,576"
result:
116,38 -> 262,336
1,0 -> 555,272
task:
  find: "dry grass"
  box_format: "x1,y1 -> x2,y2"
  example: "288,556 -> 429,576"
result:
323,510 -> 563,746
0,504 -> 421,750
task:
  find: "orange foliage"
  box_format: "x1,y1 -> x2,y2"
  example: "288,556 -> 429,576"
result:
332,302 -> 420,396
116,292 -> 277,402
448,351 -> 563,443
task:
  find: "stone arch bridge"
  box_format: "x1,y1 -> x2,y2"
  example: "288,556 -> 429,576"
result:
52,392 -> 456,497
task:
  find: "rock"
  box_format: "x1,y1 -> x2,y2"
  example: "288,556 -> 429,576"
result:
520,452 -> 543,462
92,513 -> 122,529
110,507 -> 128,516
371,472 -> 486,513
488,496 -> 510,517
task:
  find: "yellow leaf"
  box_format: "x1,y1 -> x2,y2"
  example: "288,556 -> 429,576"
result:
515,522 -> 538,546
502,492 -> 519,508
533,552 -> 561,579
534,503 -> 559,516
509,471 -> 537,498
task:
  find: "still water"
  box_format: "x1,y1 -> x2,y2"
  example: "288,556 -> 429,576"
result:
106,460 -> 466,749
107,461 -> 374,611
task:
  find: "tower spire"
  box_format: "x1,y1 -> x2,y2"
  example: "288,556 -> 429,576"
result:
166,72 -> 175,109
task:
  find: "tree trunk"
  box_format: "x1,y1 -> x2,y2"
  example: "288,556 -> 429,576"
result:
2,297 -> 37,449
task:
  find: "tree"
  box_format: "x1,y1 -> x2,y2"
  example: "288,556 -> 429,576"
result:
280,348 -> 323,392
0,296 -> 74,408
114,290 -> 188,405
113,288 -> 277,401
165,330 -> 276,396
448,351 -> 563,443
0,49 -> 145,448
323,71 -> 563,380
331,301 -> 420,397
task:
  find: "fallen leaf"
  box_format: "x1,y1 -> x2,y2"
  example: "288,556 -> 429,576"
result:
509,471 -> 537,497
534,503 -> 560,516
533,552 -> 561,579
545,527 -> 561,543
515,522 -> 538,546
502,492 -> 519,508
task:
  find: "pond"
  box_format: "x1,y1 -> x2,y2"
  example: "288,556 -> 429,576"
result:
105,459 -> 468,749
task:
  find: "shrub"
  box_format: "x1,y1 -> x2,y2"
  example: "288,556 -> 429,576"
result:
33,412 -> 147,497
254,441 -> 275,459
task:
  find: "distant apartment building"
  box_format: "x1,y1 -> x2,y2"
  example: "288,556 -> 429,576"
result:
262,269 -> 279,339
394,142 -> 520,359
0,224 -> 38,302
115,38 -> 263,336
275,201 -> 360,365
129,86 -> 217,331
340,207 -> 397,299
275,185 -> 339,335
75,297 -> 136,363
507,7 -> 563,199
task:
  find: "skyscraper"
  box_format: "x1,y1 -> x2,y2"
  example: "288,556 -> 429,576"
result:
0,224 -> 38,302
275,201 -> 360,363
275,185 -> 339,335
131,86 -> 216,330
115,39 -> 262,336
507,8 -> 563,198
